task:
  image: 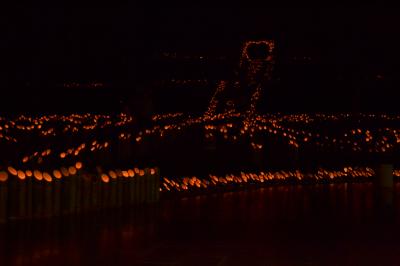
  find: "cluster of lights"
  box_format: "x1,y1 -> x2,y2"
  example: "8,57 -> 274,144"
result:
118,133 -> 132,141
0,114 -> 136,178
0,164 -> 159,223
98,167 -> 157,183
115,113 -> 133,127
59,143 -> 86,159
165,79 -> 208,86
62,81 -> 105,88
204,80 -> 228,119
139,40 -> 276,150
0,163 -> 158,185
131,111 -> 400,154
0,120 -> 18,143
22,149 -> 52,164
152,113 -> 184,122
240,40 -> 275,64
2,110 -> 400,196
2,40 -> 400,199
161,166 -> 384,192
0,162 -> 83,183
0,113 -> 133,144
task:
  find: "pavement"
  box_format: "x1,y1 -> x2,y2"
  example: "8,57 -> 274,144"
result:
2,182 -> 400,265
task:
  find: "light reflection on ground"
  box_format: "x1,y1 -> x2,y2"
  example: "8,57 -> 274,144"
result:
2,182 -> 400,265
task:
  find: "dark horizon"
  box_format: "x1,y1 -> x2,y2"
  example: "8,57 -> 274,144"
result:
1,7 -> 400,113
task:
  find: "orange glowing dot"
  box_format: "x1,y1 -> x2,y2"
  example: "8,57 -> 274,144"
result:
22,156 -> 29,163
75,162 -> 83,170
115,170 -> 123,177
61,167 -> 69,177
150,168 -> 156,175
43,172 -> 52,182
128,169 -> 134,177
17,170 -> 26,180
0,171 -> 8,182
101,174 -> 110,183
139,170 -> 145,176
25,170 -> 33,177
7,166 -> 17,176
134,168 -> 140,174
122,171 -> 129,178
60,153 -> 66,158
33,170 -> 43,181
108,171 -> 117,179
53,170 -> 62,179
68,166 -> 77,175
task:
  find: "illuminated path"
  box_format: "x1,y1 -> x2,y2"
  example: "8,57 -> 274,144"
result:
204,40 -> 275,116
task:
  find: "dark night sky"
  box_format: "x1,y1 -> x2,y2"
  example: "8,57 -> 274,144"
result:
2,7 -> 400,80
1,6 -> 400,112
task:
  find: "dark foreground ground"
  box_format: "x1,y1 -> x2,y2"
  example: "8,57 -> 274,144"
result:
2,182 -> 400,266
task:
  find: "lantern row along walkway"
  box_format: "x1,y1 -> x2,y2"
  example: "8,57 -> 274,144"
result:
0,163 -> 396,223
0,167 -> 160,223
